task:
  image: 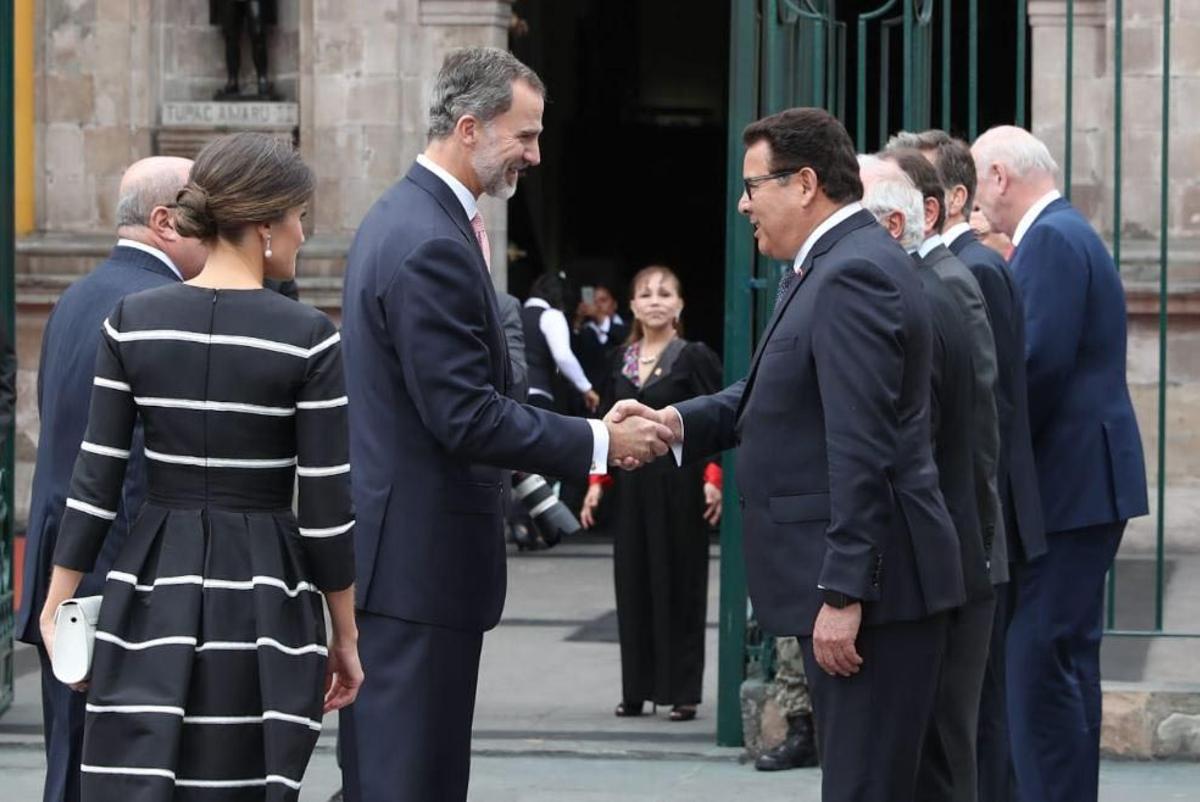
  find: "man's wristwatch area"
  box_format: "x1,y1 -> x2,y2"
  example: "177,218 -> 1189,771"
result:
821,589 -> 859,609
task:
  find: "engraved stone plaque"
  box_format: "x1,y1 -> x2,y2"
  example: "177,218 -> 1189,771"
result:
161,102 -> 299,128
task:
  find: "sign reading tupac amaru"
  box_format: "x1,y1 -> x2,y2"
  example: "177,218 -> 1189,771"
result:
162,102 -> 298,128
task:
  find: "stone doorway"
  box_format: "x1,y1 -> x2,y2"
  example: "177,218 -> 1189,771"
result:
508,0 -> 731,355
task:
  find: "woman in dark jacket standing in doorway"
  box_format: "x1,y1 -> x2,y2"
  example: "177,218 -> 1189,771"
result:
580,265 -> 723,721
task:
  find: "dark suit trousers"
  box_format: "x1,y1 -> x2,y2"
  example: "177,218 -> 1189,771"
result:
37,645 -> 85,802
339,611 -> 484,802
1007,522 -> 1125,802
977,578 -> 1018,802
916,596 -> 996,802
801,613 -> 948,802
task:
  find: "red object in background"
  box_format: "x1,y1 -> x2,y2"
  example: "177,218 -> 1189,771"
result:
703,462 -> 723,490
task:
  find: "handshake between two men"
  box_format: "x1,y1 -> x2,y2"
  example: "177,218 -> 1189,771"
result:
601,400 -> 683,470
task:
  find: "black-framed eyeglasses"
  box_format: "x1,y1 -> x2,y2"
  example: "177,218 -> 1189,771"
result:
743,168 -> 802,199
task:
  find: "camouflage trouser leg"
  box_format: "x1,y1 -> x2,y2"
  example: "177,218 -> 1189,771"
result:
771,636 -> 812,716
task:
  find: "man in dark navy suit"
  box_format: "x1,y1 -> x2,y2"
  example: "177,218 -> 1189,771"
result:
897,130 -> 1045,802
972,126 -> 1149,802
338,48 -> 671,802
618,108 -> 965,802
16,157 -> 205,802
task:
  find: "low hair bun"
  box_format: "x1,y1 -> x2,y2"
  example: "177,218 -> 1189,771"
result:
173,182 -> 218,240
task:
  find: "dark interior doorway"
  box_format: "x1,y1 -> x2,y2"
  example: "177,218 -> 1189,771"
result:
508,0 -> 731,356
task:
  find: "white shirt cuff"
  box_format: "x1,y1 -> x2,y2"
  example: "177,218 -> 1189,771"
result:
670,408 -> 684,466
587,418 -> 609,475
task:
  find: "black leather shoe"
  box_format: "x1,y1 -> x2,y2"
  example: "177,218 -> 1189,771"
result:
754,713 -> 818,771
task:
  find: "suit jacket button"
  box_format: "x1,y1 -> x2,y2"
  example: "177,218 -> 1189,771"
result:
738,495 -> 745,509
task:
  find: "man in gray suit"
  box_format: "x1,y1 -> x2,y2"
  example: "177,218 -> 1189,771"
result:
885,148 -> 1003,802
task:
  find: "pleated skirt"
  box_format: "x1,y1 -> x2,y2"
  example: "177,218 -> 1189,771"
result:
80,503 -> 328,802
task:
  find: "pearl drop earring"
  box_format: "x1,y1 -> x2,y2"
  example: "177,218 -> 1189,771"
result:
264,232 -> 272,259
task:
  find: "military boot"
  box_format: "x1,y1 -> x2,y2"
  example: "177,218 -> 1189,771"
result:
754,713 -> 818,771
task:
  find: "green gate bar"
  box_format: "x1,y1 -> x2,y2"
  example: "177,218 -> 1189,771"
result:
1015,0 -> 1027,128
1154,0 -> 1170,632
0,0 -> 16,716
941,0 -> 951,131
970,0 -> 980,139
1107,0 -> 1123,630
1064,0 -> 1074,200
716,0 -> 759,747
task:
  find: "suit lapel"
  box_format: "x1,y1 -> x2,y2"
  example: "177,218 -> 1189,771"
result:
741,209 -> 877,394
406,162 -> 477,248
406,162 -> 511,394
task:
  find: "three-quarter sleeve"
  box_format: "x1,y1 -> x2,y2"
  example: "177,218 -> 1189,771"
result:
295,315 -> 355,592
53,300 -> 138,571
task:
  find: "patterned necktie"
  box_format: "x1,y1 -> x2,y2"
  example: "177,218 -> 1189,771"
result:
471,211 -> 492,272
775,267 -> 800,309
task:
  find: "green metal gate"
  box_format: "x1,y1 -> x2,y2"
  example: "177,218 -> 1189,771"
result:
717,0 -> 1190,747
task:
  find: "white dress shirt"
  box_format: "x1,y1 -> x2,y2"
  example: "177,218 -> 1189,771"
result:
416,155 -> 610,472
116,238 -> 182,280
918,234 -> 943,259
416,154 -> 478,221
524,297 -> 593,394
1012,189 -> 1062,248
791,202 -> 865,274
942,221 -> 972,250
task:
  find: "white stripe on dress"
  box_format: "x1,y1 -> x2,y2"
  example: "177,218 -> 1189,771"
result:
183,711 -> 322,731
299,520 -> 354,538
134,397 -> 296,416
93,376 -> 131,392
296,396 -> 348,409
96,631 -> 325,656
104,318 -> 335,359
86,704 -> 319,730
81,765 -> 175,780
307,331 -> 341,356
106,572 -> 318,597
81,766 -> 301,790
95,632 -> 198,650
87,704 -> 186,717
66,498 -> 118,521
195,638 -> 328,657
296,463 -> 350,477
80,441 -> 131,459
144,448 -> 296,469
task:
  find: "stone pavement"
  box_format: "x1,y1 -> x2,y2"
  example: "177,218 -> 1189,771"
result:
3,538 -> 1200,801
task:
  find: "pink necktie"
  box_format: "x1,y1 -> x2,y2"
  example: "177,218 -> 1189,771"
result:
471,212 -> 492,272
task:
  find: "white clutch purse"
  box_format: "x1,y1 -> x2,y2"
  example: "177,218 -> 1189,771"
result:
51,596 -> 103,685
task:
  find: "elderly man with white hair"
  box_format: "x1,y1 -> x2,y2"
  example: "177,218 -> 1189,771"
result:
862,155 -> 996,802
971,126 -> 1149,802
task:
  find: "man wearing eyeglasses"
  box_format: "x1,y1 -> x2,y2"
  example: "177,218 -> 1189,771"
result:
612,108 -> 964,802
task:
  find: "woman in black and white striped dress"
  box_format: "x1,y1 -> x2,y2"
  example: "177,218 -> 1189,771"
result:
38,133 -> 362,801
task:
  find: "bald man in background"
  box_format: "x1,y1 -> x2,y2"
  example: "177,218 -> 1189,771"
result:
16,157 -> 206,802
972,126 -> 1148,802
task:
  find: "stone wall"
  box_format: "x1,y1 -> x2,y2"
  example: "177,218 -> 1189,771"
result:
39,0 -> 156,233
300,0 -> 512,280
1029,0 -> 1200,246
